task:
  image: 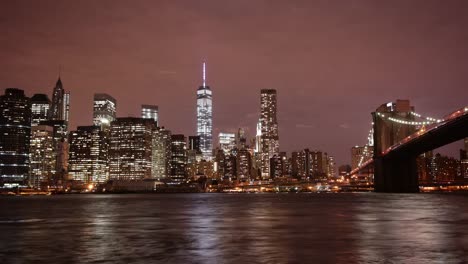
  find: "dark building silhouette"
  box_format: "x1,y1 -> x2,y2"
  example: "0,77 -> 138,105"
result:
0,88 -> 31,187
49,77 -> 70,130
170,134 -> 187,182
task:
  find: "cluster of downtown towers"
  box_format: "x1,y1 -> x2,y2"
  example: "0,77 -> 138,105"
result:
0,63 -> 334,188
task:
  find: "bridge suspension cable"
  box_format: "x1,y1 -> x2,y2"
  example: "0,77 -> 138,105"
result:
375,112 -> 442,126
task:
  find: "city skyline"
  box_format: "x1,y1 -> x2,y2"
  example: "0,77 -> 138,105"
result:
2,0 -> 468,167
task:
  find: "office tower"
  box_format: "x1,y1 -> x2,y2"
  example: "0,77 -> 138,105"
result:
109,118 -> 155,180
260,89 -> 279,178
93,93 -> 116,129
152,127 -> 172,179
224,154 -> 237,180
327,155 -> 336,178
68,126 -> 109,184
254,120 -> 262,153
187,135 -> 202,170
214,148 -> 225,178
30,125 -> 55,188
188,136 -> 201,153
196,62 -> 213,160
31,94 -> 50,126
237,128 -> 247,149
351,145 -> 373,169
460,149 -> 468,180
170,134 -> 187,182
219,132 -> 236,155
38,120 -> 69,184
49,77 -> 64,120
269,155 -> 282,178
0,88 -> 31,187
142,105 -> 158,125
237,147 -> 251,181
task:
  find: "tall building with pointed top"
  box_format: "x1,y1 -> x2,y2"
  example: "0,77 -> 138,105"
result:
196,62 -> 213,160
49,77 -> 70,131
49,77 -> 64,120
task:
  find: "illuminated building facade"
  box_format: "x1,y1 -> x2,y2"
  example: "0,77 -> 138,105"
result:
260,89 -> 279,178
237,147 -> 251,181
152,127 -> 172,179
327,155 -> 336,178
93,93 -> 116,129
30,125 -> 55,188
109,118 -> 155,180
68,126 -> 109,184
170,134 -> 187,182
0,88 -> 31,187
31,94 -> 50,126
142,105 -> 158,125
39,120 -> 69,184
219,132 -> 236,155
196,62 -> 213,160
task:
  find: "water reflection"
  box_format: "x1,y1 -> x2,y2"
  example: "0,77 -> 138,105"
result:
0,193 -> 467,263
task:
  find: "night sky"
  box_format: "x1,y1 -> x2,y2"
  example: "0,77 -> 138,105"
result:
2,0 -> 467,166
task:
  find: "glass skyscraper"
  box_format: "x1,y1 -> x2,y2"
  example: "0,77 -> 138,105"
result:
0,88 -> 31,187
260,89 -> 279,178
196,62 -> 213,160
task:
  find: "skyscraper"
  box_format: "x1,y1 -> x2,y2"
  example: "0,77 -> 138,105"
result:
260,89 -> 279,178
68,126 -> 109,184
30,125 -> 55,188
142,105 -> 158,125
109,118 -> 155,180
152,127 -> 172,179
170,134 -> 187,182
49,77 -> 70,130
196,62 -> 213,160
31,94 -> 50,126
219,132 -> 236,155
0,88 -> 31,187
93,93 -> 116,129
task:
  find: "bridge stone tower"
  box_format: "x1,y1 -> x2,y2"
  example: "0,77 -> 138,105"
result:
372,100 -> 419,192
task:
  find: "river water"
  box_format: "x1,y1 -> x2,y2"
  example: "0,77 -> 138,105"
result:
0,193 -> 467,263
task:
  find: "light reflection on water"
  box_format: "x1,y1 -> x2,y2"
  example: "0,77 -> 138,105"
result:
0,193 -> 467,263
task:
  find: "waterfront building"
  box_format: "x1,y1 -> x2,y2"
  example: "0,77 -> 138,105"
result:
31,94 -> 50,126
196,62 -> 213,160
93,93 -> 116,130
0,88 -> 31,187
29,125 -> 55,188
170,134 -> 187,182
142,105 -> 158,125
68,126 -> 109,184
152,127 -> 172,179
109,117 -> 155,180
38,120 -> 69,184
259,89 -> 279,178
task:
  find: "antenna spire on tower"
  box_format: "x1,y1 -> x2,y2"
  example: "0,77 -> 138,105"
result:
203,61 -> 206,87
